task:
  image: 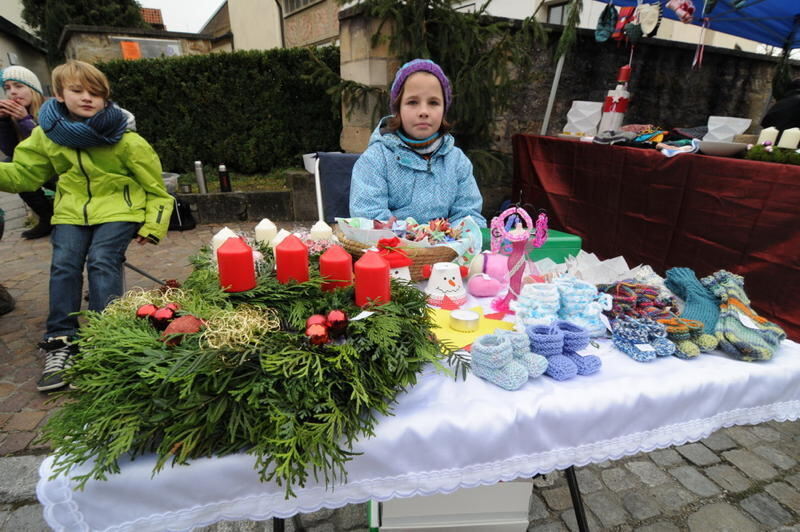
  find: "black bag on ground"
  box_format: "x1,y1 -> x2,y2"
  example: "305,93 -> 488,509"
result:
0,284 -> 15,316
169,196 -> 196,231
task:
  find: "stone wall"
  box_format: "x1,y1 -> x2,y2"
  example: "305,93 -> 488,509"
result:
62,27 -> 213,64
283,0 -> 339,48
338,7 -> 398,153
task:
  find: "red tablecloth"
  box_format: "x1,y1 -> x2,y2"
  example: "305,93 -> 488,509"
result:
512,134 -> 800,340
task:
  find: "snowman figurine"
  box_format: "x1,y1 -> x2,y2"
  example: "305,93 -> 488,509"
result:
377,237 -> 413,281
425,262 -> 467,307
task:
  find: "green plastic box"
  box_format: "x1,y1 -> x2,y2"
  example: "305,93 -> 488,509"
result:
480,228 -> 581,264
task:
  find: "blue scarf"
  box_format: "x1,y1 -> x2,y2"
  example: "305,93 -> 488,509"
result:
39,99 -> 128,149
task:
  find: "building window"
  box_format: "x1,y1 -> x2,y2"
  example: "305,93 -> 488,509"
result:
111,37 -> 181,59
547,2 -> 568,25
284,0 -> 322,16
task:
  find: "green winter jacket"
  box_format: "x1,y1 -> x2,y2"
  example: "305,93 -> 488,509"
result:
0,126 -> 172,243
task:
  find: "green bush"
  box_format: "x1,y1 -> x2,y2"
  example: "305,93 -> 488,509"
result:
99,47 -> 341,174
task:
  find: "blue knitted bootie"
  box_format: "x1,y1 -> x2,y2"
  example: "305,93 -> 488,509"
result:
471,334 -> 529,390
556,320 -> 602,376
611,317 -> 658,362
639,318 -> 676,357
526,324 -> 578,381
496,329 -> 548,378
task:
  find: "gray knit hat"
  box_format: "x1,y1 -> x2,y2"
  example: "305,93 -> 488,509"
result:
2,66 -> 43,95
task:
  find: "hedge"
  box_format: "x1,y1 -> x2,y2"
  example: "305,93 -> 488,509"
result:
99,47 -> 341,174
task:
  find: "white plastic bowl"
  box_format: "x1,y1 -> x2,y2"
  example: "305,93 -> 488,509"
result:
698,141 -> 747,157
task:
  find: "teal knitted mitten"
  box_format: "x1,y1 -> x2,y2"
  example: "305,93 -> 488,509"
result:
665,267 -> 720,334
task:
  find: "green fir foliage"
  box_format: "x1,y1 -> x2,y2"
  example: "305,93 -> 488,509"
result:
98,47 -> 342,174
745,144 -> 800,165
40,251 -> 453,497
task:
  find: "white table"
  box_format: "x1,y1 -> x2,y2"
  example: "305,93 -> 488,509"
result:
38,337 -> 800,532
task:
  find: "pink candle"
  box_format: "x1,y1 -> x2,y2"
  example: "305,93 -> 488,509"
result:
275,234 -> 309,284
217,237 -> 256,292
354,251 -> 390,306
319,245 -> 353,291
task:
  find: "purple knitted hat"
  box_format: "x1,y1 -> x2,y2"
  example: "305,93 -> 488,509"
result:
390,59 -> 452,113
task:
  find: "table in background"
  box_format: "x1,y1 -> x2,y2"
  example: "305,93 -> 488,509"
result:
512,134 -> 800,339
38,336 -> 800,531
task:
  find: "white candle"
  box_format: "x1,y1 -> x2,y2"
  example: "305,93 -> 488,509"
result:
211,227 -> 237,255
309,220 -> 333,241
269,228 -> 291,250
254,218 -> 278,246
777,127 -> 800,149
757,126 -> 779,145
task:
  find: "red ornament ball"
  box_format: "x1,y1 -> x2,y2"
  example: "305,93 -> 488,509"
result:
305,323 -> 330,345
136,303 -> 158,320
326,309 -> 348,336
150,306 -> 176,331
165,302 -> 181,311
306,314 -> 328,329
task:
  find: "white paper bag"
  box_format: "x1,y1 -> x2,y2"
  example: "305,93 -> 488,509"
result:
563,101 -> 603,137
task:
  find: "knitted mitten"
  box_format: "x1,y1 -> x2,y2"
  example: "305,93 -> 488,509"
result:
555,320 -> 601,376
611,317 -> 658,362
526,324 -> 578,381
471,334 -> 528,390
665,267 -> 720,334
700,270 -> 786,361
496,329 -> 548,378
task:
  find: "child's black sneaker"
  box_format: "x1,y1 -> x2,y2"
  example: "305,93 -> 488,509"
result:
37,337 -> 78,391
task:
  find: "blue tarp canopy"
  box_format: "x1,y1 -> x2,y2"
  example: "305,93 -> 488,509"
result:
594,0 -> 800,49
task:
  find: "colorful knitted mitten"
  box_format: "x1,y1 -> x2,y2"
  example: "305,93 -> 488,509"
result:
665,267 -> 720,334
700,270 -> 786,361
496,329 -> 548,379
471,334 -> 529,390
611,317 -> 659,362
555,320 -> 602,376
526,324 -> 578,381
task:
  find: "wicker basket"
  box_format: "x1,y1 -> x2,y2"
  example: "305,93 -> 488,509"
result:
335,230 -> 457,282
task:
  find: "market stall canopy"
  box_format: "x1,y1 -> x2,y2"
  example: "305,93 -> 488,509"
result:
595,0 -> 800,49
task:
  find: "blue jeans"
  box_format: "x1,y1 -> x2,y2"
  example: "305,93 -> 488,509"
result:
46,222 -> 139,340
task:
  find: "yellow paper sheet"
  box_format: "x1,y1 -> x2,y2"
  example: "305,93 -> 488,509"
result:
430,306 -> 514,349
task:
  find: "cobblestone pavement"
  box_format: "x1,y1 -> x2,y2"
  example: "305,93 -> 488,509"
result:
1,195 -> 798,530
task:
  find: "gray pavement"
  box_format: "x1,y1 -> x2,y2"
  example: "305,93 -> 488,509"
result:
0,208 -> 798,531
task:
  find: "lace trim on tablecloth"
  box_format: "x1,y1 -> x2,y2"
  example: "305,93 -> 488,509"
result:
37,400 -> 800,532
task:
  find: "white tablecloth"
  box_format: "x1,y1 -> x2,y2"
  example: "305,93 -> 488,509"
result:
38,338 -> 800,532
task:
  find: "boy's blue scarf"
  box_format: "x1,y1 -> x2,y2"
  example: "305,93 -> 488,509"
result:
39,99 -> 128,149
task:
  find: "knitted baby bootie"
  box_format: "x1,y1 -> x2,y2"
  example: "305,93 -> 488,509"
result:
611,317 -> 658,362
471,334 -> 529,390
683,318 -> 718,352
555,320 -> 601,376
700,270 -> 786,361
526,324 -> 578,381
656,317 -> 700,359
639,317 -> 676,357
496,329 -> 548,379
513,283 -> 560,328
665,267 -> 720,334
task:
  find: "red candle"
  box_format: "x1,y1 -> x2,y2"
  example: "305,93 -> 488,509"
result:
275,234 -> 309,284
319,245 -> 353,291
217,237 -> 256,292
354,251 -> 390,306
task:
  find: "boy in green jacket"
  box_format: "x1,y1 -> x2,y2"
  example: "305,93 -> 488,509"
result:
0,60 -> 173,391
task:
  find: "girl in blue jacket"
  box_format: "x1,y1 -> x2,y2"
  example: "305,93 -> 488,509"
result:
349,59 -> 486,227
